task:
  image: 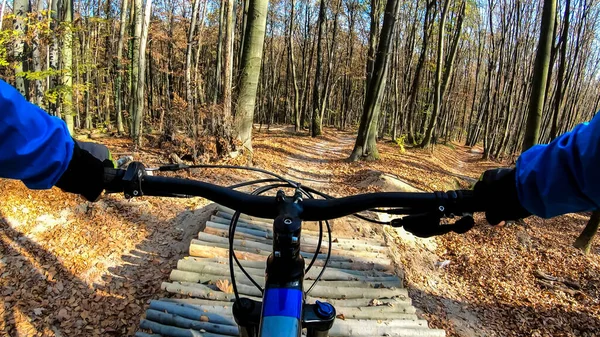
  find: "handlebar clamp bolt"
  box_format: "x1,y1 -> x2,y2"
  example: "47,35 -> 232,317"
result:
438,206 -> 445,212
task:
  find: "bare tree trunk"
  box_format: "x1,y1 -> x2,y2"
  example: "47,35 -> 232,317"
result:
222,0 -> 234,116
523,0 -> 556,151
349,0 -> 400,161
574,211 -> 600,254
406,0 -> 433,144
214,0 -> 225,103
129,0 -> 142,136
186,0 -> 201,134
419,0 -> 451,148
311,0 -> 326,137
288,0 -> 301,132
131,0 -> 151,145
31,0 -> 45,107
60,0 -> 74,134
13,0 -> 30,97
550,0 -> 570,141
115,0 -> 129,133
0,0 -> 6,31
235,0 -> 268,151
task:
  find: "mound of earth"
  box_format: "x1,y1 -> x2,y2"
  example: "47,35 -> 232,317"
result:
357,170 -> 423,192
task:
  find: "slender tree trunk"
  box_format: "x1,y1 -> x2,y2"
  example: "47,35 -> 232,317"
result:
223,0 -> 234,117
420,0 -> 451,148
60,0 -> 74,134
288,0 -> 301,132
523,0 -> 557,151
311,0 -> 326,137
115,0 -> 129,133
193,0 -> 208,106
235,0 -> 268,151
129,0 -> 142,135
550,0 -> 570,141
130,0 -> 142,140
238,0 -> 250,70
406,0 -> 433,143
214,0 -> 225,103
13,0 -> 30,97
0,0 -> 6,31
349,0 -> 400,161
366,0 -> 380,88
186,0 -> 201,134
574,211 -> 600,254
132,0 -> 151,145
31,0 -> 44,107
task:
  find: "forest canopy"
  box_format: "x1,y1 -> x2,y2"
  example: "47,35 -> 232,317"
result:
1,0 -> 599,161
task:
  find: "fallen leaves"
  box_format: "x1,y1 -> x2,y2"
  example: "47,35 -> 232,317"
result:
215,279 -> 233,294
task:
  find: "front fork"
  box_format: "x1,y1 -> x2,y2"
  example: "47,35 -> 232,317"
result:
232,298 -> 336,337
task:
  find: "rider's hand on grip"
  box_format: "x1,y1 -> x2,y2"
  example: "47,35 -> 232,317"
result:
55,142 -> 114,202
472,168 -> 530,225
391,214 -> 475,238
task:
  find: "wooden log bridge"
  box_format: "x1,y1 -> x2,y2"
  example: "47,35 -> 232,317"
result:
137,205 -> 446,337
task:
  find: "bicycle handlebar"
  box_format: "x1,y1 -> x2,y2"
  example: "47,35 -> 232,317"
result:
104,163 -> 484,221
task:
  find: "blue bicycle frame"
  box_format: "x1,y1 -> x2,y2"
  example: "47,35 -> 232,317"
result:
232,191 -> 336,337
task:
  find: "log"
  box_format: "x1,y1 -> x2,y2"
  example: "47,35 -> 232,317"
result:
166,280 -> 407,301
152,303 -> 233,317
145,310 -> 239,336
205,221 -> 270,239
149,300 -> 236,326
187,246 -> 391,271
300,282 -> 407,299
210,215 -> 387,251
164,296 -> 412,309
170,270 -> 266,289
308,297 -> 411,307
150,303 -> 418,322
162,298 -> 234,306
177,258 -> 399,284
167,278 -> 407,301
190,239 -> 392,266
188,244 -> 264,261
198,232 -> 386,260
330,320 -> 446,337
139,319 -> 229,337
216,207 -> 386,245
206,221 -> 386,253
161,282 -> 235,301
185,257 -> 396,279
198,228 -> 388,259
171,268 -> 401,291
333,305 -> 416,317
135,333 -> 162,337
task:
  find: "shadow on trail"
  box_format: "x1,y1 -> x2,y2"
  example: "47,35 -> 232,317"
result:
0,194 -> 215,336
409,287 -> 600,336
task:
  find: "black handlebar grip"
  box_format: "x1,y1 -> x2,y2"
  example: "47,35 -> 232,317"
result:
103,168 -> 126,192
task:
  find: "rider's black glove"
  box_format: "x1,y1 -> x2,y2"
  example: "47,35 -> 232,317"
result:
55,141 -> 113,202
473,168 -> 531,225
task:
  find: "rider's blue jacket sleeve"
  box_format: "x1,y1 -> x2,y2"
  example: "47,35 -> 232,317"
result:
0,79 -> 73,189
516,112 -> 600,218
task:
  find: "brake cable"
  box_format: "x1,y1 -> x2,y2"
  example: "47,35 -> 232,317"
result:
226,179 -> 331,299
155,163 -> 388,298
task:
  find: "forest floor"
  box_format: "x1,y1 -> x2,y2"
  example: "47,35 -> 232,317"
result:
1,126 -> 599,337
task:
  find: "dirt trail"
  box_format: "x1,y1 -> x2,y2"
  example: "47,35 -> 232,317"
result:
279,135 -> 355,189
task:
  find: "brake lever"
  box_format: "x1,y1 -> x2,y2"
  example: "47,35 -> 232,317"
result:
122,162 -> 146,199
390,214 -> 475,238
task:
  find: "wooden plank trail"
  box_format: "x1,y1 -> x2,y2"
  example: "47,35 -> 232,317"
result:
136,206 -> 446,337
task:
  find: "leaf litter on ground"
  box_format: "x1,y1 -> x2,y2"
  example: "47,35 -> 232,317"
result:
0,129 -> 598,337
